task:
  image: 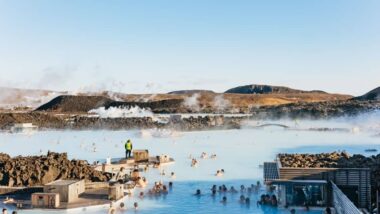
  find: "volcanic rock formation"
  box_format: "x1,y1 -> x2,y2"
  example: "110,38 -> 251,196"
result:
0,152 -> 111,187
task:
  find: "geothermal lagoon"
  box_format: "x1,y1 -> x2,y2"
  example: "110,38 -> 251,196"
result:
1,117 -> 379,214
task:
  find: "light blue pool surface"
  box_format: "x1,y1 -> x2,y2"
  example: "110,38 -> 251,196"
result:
0,117 -> 379,213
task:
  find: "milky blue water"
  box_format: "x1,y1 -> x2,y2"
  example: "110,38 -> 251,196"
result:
1,118 -> 379,213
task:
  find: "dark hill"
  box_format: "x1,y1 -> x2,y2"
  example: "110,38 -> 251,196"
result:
225,84 -> 326,94
35,95 -> 184,113
168,90 -> 215,94
35,95 -> 113,112
353,87 -> 380,101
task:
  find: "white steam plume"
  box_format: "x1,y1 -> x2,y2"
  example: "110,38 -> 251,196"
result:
183,93 -> 201,111
213,94 -> 231,112
88,106 -> 154,118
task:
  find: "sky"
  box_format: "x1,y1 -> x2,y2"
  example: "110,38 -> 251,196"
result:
0,0 -> 379,95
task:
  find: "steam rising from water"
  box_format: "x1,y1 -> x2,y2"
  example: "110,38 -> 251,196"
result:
139,129 -> 183,138
241,110 -> 380,134
88,106 -> 154,118
337,110 -> 380,132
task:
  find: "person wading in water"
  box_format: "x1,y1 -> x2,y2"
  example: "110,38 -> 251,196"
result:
125,139 -> 133,159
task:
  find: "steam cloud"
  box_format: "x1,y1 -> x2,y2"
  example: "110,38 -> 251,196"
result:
88,106 -> 154,118
213,94 -> 231,112
183,93 -> 201,111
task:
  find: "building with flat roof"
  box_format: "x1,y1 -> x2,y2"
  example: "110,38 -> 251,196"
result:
263,155 -> 371,213
43,180 -> 85,203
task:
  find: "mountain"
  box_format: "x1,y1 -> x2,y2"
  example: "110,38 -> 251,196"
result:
225,84 -> 326,94
35,95 -> 113,112
35,95 -> 183,113
168,90 -> 215,94
3,85 -> 352,114
353,87 -> 380,101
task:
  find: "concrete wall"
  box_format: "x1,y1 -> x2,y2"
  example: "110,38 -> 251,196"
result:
67,180 -> 85,203
85,182 -> 109,190
44,185 -> 68,202
31,193 -> 60,208
108,183 -> 124,200
44,180 -> 85,203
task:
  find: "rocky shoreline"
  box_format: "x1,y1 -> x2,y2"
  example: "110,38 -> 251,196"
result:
0,99 -> 379,131
279,152 -> 351,168
0,152 -> 111,187
0,112 -> 244,131
252,100 -> 380,119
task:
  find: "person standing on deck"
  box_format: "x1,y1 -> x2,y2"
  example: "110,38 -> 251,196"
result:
125,139 -> 133,159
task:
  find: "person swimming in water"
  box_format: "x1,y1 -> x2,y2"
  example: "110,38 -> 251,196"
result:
162,185 -> 168,194
271,195 -> 278,207
257,194 -> 266,206
134,202 -> 138,210
108,203 -> 116,214
195,189 -> 201,196
239,195 -> 246,203
200,152 -> 208,159
191,158 -> 198,167
256,181 -> 261,192
221,196 -> 227,204
160,169 -> 166,176
136,177 -> 147,188
139,191 -> 144,199
229,186 -> 238,193
245,197 -> 250,205
170,172 -> 176,179
247,187 -> 252,194
222,185 -> 227,192
240,185 -> 246,193
154,160 -> 162,168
